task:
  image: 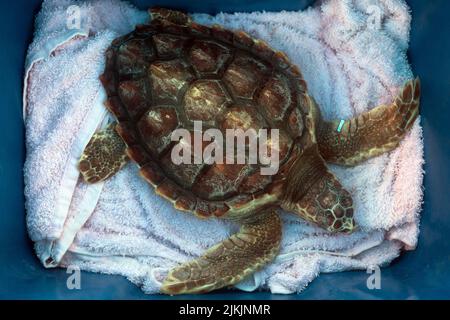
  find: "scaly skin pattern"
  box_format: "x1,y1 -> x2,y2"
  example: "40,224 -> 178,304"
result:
283,169 -> 355,233
317,78 -> 421,166
161,211 -> 281,294
78,123 -> 128,183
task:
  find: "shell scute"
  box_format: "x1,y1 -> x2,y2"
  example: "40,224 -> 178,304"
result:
156,179 -> 182,201
220,105 -> 266,132
137,106 -> 179,155
233,31 -> 254,50
188,22 -> 211,37
184,80 -> 231,123
126,145 -> 150,165
116,121 -> 138,145
211,24 -> 234,44
195,200 -> 230,218
192,163 -> 253,200
174,194 -> 197,212
111,34 -> 129,48
223,54 -> 270,99
272,51 -> 291,70
140,162 -> 165,186
105,96 -> 127,120
118,79 -> 149,118
149,59 -> 194,104
160,150 -> 206,189
258,129 -> 293,165
116,38 -> 155,77
194,201 -> 212,218
238,171 -> 273,194
134,24 -> 155,36
209,202 -> 230,217
100,71 -> 118,97
287,108 -> 305,138
257,73 -> 292,122
153,33 -> 187,58
252,40 -> 275,60
163,21 -> 190,36
188,40 -> 231,76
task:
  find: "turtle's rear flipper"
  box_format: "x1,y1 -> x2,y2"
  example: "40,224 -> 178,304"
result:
161,211 -> 281,295
317,78 -> 420,166
78,123 -> 128,184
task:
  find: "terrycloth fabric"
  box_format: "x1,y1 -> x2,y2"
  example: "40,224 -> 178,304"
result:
24,0 -> 424,294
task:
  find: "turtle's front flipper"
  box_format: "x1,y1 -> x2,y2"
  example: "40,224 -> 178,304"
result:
317,78 -> 420,166
161,211 -> 281,295
78,123 -> 128,183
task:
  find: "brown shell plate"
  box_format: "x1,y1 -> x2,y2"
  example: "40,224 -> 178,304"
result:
100,19 -> 312,218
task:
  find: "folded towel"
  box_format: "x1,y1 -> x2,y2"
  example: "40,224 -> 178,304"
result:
24,0 -> 424,294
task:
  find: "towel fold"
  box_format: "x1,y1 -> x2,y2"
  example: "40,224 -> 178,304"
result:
24,0 -> 424,294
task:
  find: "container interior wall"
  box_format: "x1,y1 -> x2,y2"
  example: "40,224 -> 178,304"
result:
0,0 -> 449,299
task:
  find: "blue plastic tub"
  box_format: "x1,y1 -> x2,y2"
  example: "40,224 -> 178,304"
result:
1,0 -> 449,299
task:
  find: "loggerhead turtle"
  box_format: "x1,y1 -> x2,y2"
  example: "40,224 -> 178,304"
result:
78,8 -> 421,294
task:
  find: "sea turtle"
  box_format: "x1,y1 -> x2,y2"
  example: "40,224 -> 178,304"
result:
78,8 -> 421,294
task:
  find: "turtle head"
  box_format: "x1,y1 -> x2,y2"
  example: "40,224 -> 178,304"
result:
285,188 -> 357,234
282,146 -> 357,234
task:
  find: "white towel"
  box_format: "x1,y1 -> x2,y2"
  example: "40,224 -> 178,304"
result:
24,0 -> 424,294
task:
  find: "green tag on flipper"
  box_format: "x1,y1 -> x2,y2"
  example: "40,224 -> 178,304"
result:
337,119 -> 345,133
